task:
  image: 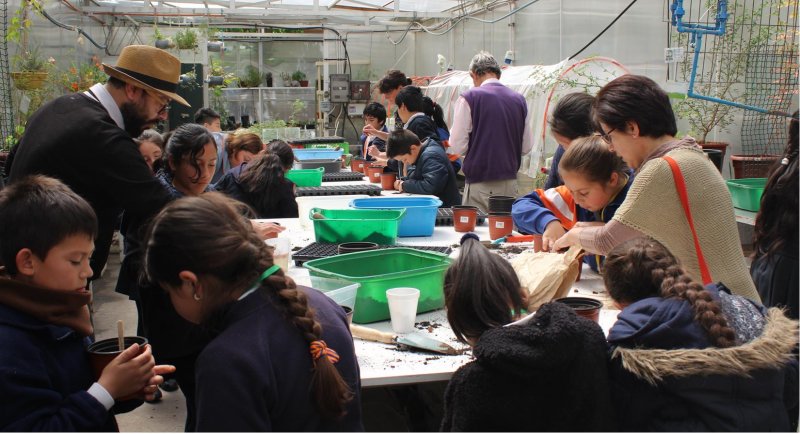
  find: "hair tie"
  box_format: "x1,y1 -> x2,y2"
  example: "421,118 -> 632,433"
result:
309,340 -> 340,364
781,157 -> 790,166
460,232 -> 480,245
259,264 -> 281,282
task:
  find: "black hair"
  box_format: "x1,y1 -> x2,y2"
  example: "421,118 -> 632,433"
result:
752,111 -> 799,260
266,139 -> 295,171
385,129 -> 421,158
603,237 -> 736,348
593,75 -> 678,139
194,107 -> 221,125
444,236 -> 526,344
423,96 -> 448,134
549,92 -> 595,140
238,153 -> 290,218
394,86 -> 424,113
106,76 -> 126,89
378,70 -> 411,94
164,123 -> 216,182
363,102 -> 387,125
559,135 -> 628,184
0,175 -> 98,275
135,129 -> 166,173
144,193 -> 353,419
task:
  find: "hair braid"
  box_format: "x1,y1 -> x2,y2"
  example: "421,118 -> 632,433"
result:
605,237 -> 737,348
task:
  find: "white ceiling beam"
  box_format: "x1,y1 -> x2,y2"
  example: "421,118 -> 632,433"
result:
82,3 -> 450,18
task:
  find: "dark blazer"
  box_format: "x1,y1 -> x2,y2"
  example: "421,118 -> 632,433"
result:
405,114 -> 440,144
7,93 -> 170,277
194,286 -> 364,431
402,140 -> 461,207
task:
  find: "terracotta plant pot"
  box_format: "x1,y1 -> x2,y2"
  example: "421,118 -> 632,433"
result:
351,157 -> 366,173
452,205 -> 478,232
367,165 -> 383,184
555,297 -> 602,323
531,233 -> 543,252
488,212 -> 513,240
381,172 -> 397,190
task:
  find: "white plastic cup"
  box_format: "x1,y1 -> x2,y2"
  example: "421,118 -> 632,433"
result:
265,237 -> 291,272
386,287 -> 420,334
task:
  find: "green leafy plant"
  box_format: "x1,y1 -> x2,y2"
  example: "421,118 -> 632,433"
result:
238,65 -> 262,88
262,119 -> 287,129
14,46 -> 50,72
174,28 -> 198,50
288,99 -> 306,126
291,70 -> 306,82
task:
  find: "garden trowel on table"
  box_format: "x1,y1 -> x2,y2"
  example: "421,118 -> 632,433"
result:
350,324 -> 460,355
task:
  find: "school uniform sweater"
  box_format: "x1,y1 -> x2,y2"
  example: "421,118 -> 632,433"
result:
401,140 -> 461,207
193,286 -> 363,431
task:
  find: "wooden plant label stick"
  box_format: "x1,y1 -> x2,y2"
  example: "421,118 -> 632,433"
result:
117,320 -> 125,352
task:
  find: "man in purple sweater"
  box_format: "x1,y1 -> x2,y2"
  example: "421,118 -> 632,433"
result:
449,51 -> 533,211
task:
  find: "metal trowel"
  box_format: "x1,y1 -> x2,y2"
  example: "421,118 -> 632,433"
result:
350,324 -> 460,355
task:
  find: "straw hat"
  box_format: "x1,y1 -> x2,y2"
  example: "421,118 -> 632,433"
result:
102,45 -> 190,107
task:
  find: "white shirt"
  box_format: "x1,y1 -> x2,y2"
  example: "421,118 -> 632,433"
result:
448,78 -> 533,157
84,83 -> 125,130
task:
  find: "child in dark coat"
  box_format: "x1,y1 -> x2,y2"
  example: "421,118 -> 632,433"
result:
604,237 -> 799,431
439,233 -> 616,431
386,129 -> 461,207
143,193 -> 362,431
0,175 -> 172,431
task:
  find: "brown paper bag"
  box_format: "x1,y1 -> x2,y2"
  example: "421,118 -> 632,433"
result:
509,245 -> 584,311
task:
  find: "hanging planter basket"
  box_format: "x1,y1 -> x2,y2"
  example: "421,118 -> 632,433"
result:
11,71 -> 49,91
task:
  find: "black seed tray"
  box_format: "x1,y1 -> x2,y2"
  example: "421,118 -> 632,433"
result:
322,172 -> 366,182
296,184 -> 382,197
435,207 -> 487,226
288,136 -> 346,145
293,242 -> 452,266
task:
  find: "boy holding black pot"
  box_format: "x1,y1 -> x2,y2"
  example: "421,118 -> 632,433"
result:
0,175 -> 173,431
386,129 -> 461,207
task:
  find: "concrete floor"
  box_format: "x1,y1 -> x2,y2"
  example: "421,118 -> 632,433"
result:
91,251 -> 186,432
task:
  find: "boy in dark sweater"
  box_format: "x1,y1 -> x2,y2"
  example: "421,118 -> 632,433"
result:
386,129 -> 461,207
0,175 -> 173,431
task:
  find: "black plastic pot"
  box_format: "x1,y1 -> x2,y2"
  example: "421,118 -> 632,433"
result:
555,297 -> 602,323
488,195 -> 515,213
337,242 -> 379,255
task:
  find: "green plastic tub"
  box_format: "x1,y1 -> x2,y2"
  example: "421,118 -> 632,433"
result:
726,178 -> 766,212
285,167 -> 324,187
310,208 -> 405,245
304,248 -> 452,323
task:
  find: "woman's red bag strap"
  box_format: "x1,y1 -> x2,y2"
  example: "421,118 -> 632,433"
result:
662,156 -> 713,285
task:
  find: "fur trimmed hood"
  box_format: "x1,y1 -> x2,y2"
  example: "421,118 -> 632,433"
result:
612,308 -> 799,385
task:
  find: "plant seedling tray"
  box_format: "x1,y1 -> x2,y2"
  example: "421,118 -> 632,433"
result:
296,185 -> 382,197
288,136 -> 346,145
435,207 -> 487,226
322,172 -> 366,182
294,242 -> 452,266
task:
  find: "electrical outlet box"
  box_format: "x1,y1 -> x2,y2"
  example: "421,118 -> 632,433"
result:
330,74 -> 350,103
350,81 -> 371,100
320,100 -> 332,112
664,47 -> 685,63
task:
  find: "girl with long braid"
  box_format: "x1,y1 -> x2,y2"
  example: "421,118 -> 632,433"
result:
143,193 -> 362,431
603,237 -> 798,431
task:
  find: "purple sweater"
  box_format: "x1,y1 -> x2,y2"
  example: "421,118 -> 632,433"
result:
462,83 -> 527,183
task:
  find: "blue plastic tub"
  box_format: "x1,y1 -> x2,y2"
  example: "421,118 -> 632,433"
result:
294,148 -> 344,161
349,197 -> 442,237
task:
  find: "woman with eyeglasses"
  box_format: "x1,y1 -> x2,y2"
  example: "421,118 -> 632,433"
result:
552,74 -> 759,302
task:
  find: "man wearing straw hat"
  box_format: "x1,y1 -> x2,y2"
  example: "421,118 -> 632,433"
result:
7,45 -> 187,279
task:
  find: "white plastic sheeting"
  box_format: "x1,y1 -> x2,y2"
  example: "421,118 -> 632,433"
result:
424,56 -> 629,178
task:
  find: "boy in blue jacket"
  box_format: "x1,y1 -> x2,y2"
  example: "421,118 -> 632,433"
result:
0,175 -> 172,431
386,129 -> 461,207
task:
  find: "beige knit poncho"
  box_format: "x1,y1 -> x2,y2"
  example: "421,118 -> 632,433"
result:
612,146 -> 760,302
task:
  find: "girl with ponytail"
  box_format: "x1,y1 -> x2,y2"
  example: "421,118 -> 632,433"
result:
603,237 -> 798,431
144,193 -> 362,431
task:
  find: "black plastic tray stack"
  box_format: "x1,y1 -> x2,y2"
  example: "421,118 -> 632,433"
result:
322,172 -> 366,182
295,184 -> 382,197
293,242 -> 453,266
288,136 -> 347,146
435,207 -> 488,226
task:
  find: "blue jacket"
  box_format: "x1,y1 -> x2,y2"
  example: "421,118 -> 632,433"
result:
511,172 -> 633,271
0,303 -> 116,431
402,139 -> 461,207
607,284 -> 798,431
543,144 -> 565,189
193,285 -> 363,431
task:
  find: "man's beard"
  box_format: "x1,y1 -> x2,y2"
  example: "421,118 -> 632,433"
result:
120,101 -> 156,137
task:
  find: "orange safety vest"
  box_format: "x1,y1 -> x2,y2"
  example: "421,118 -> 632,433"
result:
535,186 -> 578,230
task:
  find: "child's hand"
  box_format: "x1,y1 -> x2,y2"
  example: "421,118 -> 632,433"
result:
142,364 -> 177,401
367,145 -> 382,158
542,221 -> 566,252
251,221 -> 285,240
551,227 -> 582,252
363,124 -> 379,137
394,180 -> 404,192
98,343 -> 156,400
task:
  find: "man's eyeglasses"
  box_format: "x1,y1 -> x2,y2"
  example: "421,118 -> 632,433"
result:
597,127 -> 616,145
145,90 -> 171,115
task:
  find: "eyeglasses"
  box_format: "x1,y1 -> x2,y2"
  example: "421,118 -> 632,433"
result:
597,127 -> 616,145
145,90 -> 171,115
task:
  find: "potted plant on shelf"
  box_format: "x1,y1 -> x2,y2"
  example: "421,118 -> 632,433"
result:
174,28 -> 198,51
10,46 -> 52,90
238,65 -> 262,88
292,70 -> 308,87
153,26 -> 175,49
280,71 -> 291,87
